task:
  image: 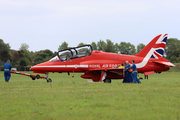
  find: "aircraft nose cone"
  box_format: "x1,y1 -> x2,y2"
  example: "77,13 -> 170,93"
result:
30,61 -> 53,72
30,66 -> 35,71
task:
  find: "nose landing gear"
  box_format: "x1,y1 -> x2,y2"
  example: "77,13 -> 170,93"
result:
47,78 -> 52,83
45,72 -> 52,83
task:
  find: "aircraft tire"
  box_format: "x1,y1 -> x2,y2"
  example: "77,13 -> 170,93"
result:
103,78 -> 111,83
47,78 -> 52,83
36,75 -> 40,79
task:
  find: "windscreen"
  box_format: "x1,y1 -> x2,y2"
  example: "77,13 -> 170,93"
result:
49,56 -> 59,62
58,50 -> 72,61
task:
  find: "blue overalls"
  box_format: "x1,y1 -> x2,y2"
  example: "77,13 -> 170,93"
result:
4,62 -> 12,82
122,64 -> 132,83
128,63 -> 141,83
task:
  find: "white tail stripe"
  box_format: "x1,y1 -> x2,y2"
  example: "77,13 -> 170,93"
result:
156,34 -> 166,44
136,48 -> 155,68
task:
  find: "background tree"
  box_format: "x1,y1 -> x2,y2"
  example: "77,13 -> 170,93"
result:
97,40 -> 107,51
19,43 -> 29,52
165,38 -> 180,60
0,39 -> 11,63
106,39 -> 117,53
118,42 -> 136,55
43,49 -> 53,57
170,55 -> 177,63
0,50 -> 11,63
12,51 -> 20,66
0,39 -> 10,51
19,43 -> 32,66
137,43 -> 145,53
114,43 -> 119,53
77,42 -> 86,47
58,42 -> 68,51
91,42 -> 97,50
19,57 -> 31,66
31,50 -> 54,65
18,50 -> 24,58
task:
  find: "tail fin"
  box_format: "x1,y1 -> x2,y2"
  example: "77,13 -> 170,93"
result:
135,34 -> 168,59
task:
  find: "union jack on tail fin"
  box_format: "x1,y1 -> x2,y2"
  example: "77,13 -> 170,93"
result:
135,34 -> 172,68
135,34 -> 168,59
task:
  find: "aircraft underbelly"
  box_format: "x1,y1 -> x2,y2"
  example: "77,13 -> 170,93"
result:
81,71 -> 124,81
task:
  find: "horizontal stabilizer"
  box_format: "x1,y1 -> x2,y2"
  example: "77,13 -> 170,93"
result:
153,61 -> 175,67
144,71 -> 154,75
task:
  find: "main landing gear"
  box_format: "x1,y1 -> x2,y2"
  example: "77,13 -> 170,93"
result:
103,78 -> 112,83
100,71 -> 111,83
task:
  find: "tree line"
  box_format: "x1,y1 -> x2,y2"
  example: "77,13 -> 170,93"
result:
0,37 -> 180,68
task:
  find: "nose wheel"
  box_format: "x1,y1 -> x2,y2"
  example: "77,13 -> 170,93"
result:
47,78 -> 52,83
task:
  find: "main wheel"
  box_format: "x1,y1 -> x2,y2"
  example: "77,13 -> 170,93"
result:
103,78 -> 111,83
47,78 -> 52,83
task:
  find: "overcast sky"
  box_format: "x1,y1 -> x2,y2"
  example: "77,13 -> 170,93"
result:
0,0 -> 180,52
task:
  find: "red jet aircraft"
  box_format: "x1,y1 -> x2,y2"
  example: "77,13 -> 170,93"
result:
14,34 -> 174,83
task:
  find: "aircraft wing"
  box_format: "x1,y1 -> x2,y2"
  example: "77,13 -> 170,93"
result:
87,67 -> 125,76
80,61 -> 125,75
88,67 -> 124,71
153,61 -> 175,67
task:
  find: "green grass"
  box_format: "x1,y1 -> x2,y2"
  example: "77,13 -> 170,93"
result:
0,71 -> 180,120
169,63 -> 180,72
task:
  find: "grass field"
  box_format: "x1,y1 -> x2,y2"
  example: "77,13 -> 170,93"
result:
0,71 -> 180,120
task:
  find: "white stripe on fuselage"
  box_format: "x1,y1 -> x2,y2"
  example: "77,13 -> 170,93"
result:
33,65 -> 88,68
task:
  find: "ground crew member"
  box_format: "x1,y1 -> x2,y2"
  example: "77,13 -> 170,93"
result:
4,60 -> 12,82
128,60 -> 141,83
122,61 -> 132,83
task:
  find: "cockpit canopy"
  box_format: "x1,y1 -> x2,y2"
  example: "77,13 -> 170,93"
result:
49,56 -> 60,62
49,45 -> 93,62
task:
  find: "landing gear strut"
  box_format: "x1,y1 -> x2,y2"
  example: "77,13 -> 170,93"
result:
45,72 -> 52,83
